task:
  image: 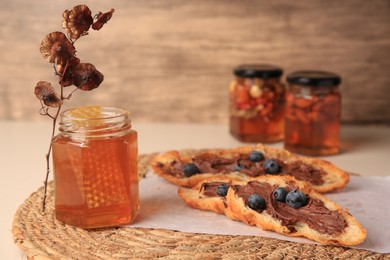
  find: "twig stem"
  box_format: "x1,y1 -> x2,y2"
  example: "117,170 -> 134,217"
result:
42,105 -> 61,211
41,60 -> 69,212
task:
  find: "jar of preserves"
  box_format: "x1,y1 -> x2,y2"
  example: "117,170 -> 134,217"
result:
284,71 -> 341,156
229,64 -> 285,142
52,106 -> 139,228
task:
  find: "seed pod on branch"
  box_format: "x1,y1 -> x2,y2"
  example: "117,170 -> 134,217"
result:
34,81 -> 63,107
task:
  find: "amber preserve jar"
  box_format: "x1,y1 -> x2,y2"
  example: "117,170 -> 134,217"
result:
284,71 -> 341,156
229,64 -> 285,142
52,106 -> 139,228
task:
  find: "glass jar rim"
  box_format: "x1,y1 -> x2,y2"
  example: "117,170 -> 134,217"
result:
61,106 -> 129,121
59,106 -> 132,139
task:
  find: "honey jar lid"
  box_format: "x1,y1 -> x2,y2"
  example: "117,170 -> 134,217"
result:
287,71 -> 341,87
234,64 -> 283,79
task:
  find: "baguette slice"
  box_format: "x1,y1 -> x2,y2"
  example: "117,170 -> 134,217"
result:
178,175 -> 366,246
151,144 -> 349,193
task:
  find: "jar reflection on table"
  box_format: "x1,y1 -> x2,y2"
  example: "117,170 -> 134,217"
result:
229,64 -> 285,143
52,106 -> 139,228
284,71 -> 341,156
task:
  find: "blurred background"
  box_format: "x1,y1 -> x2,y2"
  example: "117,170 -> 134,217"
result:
0,0 -> 389,124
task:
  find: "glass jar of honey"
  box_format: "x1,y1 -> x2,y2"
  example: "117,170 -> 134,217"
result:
284,71 -> 341,156
52,106 -> 139,228
229,64 -> 285,142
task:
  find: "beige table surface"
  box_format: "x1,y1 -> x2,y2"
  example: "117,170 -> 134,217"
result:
1,121 -> 389,259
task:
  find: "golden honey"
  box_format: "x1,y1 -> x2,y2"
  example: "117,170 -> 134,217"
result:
284,71 -> 341,156
52,106 -> 138,228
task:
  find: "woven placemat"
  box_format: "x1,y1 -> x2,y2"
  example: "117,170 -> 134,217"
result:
12,152 -> 389,260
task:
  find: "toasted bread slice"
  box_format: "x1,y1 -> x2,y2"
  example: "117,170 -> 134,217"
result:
151,144 -> 349,193
178,175 -> 366,246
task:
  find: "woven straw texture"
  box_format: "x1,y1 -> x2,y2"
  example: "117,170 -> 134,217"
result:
13,152 -> 389,260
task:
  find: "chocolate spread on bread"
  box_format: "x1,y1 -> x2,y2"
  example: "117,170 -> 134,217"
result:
157,153 -> 325,185
200,182 -> 226,197
201,181 -> 347,235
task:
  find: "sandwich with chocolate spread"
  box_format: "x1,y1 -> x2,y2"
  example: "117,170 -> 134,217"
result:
151,144 -> 349,193
178,175 -> 366,246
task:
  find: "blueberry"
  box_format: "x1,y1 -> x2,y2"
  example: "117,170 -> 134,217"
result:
183,163 -> 201,177
233,164 -> 244,171
247,194 -> 266,210
273,187 -> 288,202
249,151 -> 264,162
216,184 -> 229,197
263,159 -> 281,174
286,190 -> 308,209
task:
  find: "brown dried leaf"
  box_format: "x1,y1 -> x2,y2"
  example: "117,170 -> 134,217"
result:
92,8 -> 115,30
72,63 -> 104,91
40,32 -> 75,64
56,56 -> 80,87
34,81 -> 63,107
62,5 -> 93,41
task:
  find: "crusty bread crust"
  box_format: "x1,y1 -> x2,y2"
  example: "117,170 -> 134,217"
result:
151,144 -> 349,193
178,175 -> 366,246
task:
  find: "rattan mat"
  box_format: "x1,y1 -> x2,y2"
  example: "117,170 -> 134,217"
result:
12,152 -> 389,259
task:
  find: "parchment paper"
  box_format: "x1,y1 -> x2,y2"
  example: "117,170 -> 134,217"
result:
130,173 -> 390,253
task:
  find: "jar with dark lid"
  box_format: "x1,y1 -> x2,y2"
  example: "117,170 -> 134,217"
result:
284,71 -> 341,156
229,64 -> 285,143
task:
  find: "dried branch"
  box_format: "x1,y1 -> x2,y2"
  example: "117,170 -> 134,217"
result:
34,4 -> 114,212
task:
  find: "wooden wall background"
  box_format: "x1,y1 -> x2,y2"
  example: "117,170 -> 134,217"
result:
0,0 -> 389,124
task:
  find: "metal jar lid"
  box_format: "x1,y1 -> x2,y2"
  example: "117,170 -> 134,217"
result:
234,64 -> 283,79
287,70 -> 341,87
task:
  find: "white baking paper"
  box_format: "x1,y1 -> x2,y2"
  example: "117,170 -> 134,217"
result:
130,173 -> 390,253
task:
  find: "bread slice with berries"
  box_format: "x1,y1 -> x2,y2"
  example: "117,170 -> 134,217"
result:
151,144 -> 349,193
178,175 -> 366,246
